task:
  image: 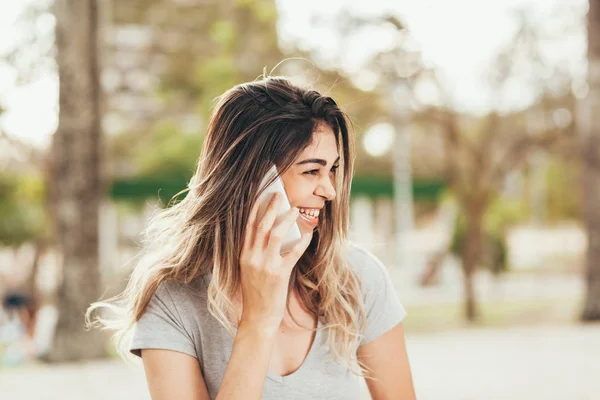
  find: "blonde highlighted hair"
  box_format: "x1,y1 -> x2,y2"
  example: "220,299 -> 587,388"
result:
86,76 -> 372,377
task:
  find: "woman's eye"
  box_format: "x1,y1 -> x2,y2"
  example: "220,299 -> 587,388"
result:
304,166 -> 339,176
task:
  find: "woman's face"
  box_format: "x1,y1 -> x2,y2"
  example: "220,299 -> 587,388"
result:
280,124 -> 340,235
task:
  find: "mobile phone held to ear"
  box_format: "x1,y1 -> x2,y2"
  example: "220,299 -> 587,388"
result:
256,164 -> 303,255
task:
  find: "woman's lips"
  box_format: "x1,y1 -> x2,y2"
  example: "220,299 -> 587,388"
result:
298,212 -> 319,228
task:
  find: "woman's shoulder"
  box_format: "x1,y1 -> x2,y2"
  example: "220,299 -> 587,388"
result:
344,242 -> 406,345
344,241 -> 388,274
343,241 -> 395,295
152,274 -> 210,309
132,275 -> 210,360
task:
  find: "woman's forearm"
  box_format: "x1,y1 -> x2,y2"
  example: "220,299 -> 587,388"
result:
215,321 -> 277,400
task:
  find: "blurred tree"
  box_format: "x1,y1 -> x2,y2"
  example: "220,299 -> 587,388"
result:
582,0 -> 600,321
419,107 -> 573,321
413,11 -> 577,321
0,0 -> 55,310
450,195 -> 528,277
47,0 -> 107,361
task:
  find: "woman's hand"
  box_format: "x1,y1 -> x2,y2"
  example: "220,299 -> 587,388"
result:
239,192 -> 313,331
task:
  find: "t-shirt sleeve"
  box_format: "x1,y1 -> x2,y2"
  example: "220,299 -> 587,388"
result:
129,281 -> 197,359
350,245 -> 407,346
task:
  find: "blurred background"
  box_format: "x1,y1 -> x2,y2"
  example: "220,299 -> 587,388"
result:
1,0 -> 599,399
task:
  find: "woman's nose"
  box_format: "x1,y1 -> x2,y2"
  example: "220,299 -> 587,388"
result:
316,177 -> 336,200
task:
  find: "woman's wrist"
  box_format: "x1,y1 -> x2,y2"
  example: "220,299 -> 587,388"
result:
237,317 -> 279,339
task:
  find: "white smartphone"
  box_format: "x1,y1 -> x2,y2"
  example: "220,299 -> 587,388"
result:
256,164 -> 303,254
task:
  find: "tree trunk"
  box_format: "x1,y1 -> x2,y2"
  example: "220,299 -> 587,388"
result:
461,205 -> 484,321
24,240 -> 45,309
582,0 -> 600,321
47,0 -> 106,361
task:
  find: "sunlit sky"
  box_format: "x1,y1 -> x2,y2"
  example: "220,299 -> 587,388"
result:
0,0 -> 588,148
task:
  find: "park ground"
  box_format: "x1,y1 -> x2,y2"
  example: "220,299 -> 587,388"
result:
1,323 -> 599,400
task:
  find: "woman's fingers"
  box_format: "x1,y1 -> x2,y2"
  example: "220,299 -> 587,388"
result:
255,192 -> 281,249
282,231 -> 313,268
243,195 -> 262,251
267,206 -> 300,256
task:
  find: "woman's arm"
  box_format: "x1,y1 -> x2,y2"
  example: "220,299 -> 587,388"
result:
216,321 -> 277,399
141,322 -> 277,400
142,349 -> 210,400
357,322 -> 416,400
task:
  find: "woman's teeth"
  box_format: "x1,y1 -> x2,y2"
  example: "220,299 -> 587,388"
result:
299,208 -> 319,220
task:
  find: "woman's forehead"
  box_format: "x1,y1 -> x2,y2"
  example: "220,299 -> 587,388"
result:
300,128 -> 339,160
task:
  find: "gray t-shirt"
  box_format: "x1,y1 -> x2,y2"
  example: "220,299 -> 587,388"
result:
130,242 -> 407,399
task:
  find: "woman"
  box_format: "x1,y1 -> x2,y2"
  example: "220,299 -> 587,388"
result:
87,76 -> 416,399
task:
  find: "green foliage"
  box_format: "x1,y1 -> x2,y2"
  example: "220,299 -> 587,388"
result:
0,173 -> 47,246
191,55 -> 239,117
133,120 -> 204,179
544,158 -> 581,221
485,197 -> 529,235
111,0 -> 287,192
247,1 -> 278,23
210,20 -> 236,50
150,0 -> 283,119
450,197 -> 528,274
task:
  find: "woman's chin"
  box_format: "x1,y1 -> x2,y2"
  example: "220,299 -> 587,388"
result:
297,214 -> 319,235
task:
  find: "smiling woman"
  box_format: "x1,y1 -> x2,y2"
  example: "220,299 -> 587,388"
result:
86,75 -> 416,400
280,124 -> 340,233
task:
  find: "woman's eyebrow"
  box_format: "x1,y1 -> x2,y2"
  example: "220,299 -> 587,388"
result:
296,156 -> 341,166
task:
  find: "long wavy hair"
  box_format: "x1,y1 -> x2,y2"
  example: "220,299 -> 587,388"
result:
86,76 -> 370,377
